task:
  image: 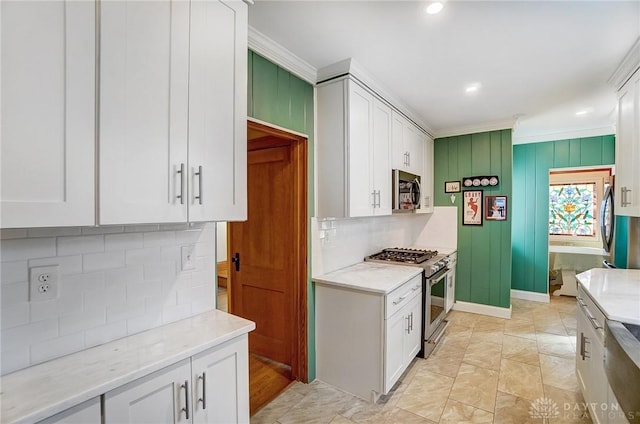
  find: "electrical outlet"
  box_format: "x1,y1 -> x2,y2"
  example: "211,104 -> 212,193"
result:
181,245 -> 196,271
29,265 -> 59,301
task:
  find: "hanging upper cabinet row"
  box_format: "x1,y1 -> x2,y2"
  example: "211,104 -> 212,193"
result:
1,0 -> 248,229
316,76 -> 434,219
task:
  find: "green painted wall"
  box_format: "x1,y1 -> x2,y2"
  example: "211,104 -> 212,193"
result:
247,51 -> 316,380
511,135 -> 616,294
434,130 -> 513,309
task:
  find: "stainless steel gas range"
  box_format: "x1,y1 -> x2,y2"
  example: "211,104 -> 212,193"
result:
365,247 -> 454,358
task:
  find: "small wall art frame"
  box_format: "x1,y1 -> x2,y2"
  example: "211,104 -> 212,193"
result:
462,190 -> 483,225
485,195 -> 508,221
444,181 -> 461,193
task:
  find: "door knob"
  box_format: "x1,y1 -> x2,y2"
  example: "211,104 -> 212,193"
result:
231,253 -> 240,271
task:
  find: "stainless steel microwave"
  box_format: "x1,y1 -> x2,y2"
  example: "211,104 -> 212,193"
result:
392,169 -> 421,212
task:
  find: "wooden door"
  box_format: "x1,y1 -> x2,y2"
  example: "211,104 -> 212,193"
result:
1,0 -> 95,228
229,141 -> 295,365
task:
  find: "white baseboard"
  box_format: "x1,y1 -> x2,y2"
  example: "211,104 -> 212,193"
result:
452,301 -> 512,319
511,289 -> 550,303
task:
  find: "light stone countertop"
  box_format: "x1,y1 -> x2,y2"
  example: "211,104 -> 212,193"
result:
0,310 -> 255,424
313,262 -> 423,294
576,268 -> 640,325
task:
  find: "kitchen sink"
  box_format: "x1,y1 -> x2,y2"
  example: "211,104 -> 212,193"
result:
605,320 -> 640,423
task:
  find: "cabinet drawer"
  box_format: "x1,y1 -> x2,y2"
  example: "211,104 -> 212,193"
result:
385,274 -> 422,319
577,284 -> 606,340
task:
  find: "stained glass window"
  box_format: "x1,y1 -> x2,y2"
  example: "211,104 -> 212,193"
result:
549,183 -> 596,236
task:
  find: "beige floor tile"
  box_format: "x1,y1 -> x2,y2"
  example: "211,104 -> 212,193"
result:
438,399 -> 494,424
250,383 -> 306,424
420,351 -> 462,378
383,407 -> 437,424
534,318 -> 569,336
470,325 -> 505,345
543,385 -> 591,423
395,370 -> 454,422
536,333 -> 575,359
446,311 -> 479,328
498,358 -> 544,401
330,416 -> 356,424
502,334 -> 540,366
463,339 -> 503,370
539,354 -> 580,392
494,391 -> 543,424
448,363 -> 499,412
504,319 -> 537,340
340,400 -> 389,424
446,323 -> 474,335
431,341 -> 466,361
438,328 -> 472,351
276,383 -> 361,424
510,308 -> 534,322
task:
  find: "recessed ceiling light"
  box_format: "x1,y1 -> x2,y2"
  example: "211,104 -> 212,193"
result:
426,2 -> 443,15
465,83 -> 481,94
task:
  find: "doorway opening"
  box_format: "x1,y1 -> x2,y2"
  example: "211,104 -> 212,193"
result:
216,119 -> 308,415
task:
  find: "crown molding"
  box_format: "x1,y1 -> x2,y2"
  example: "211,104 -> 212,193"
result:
434,119 -> 516,139
609,37 -> 640,91
248,26 -> 317,84
512,125 -> 615,145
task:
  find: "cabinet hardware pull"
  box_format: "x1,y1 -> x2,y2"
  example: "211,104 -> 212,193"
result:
579,332 -> 586,360
376,190 -> 381,208
195,166 -> 203,205
412,285 -> 419,291
372,191 -> 377,208
177,163 -> 185,204
231,253 -> 240,272
407,152 -> 410,167
621,187 -> 632,207
406,315 -> 411,333
393,296 -> 406,305
198,372 -> 207,409
181,380 -> 190,419
410,312 -> 413,332
577,297 -> 586,307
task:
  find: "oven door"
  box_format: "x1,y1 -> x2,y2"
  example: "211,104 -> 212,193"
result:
424,267 -> 448,341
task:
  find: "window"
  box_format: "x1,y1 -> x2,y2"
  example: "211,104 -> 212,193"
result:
549,182 -> 596,236
548,168 -> 612,242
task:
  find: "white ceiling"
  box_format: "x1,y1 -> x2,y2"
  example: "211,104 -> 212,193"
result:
248,0 -> 640,142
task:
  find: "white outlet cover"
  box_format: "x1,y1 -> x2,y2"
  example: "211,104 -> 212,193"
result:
29,265 -> 59,301
181,245 -> 196,271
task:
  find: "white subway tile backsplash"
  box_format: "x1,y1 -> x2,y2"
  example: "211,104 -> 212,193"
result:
1,345 -> 30,375
2,281 -> 28,306
57,235 -> 104,256
1,238 -> 56,261
1,302 -> 29,330
1,224 -> 216,374
59,309 -> 106,336
27,227 -> 82,238
30,332 -> 84,365
30,255 -> 83,276
83,251 -> 125,272
126,247 -> 162,265
1,260 -> 28,284
105,233 -> 143,251
143,231 -> 176,247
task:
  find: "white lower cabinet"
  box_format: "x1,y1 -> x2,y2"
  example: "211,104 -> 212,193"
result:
105,336 -> 249,424
316,274 -> 422,402
37,398 -> 101,424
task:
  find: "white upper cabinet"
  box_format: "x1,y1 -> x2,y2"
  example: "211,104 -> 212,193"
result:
417,134 -> 434,214
615,69 -> 640,216
1,0 -> 96,228
317,77 -> 392,218
391,111 -> 424,177
100,0 -> 247,225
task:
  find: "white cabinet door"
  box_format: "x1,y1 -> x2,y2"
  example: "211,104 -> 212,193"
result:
37,398 -> 101,424
615,71 -> 640,216
417,135 -> 434,214
347,81 -> 375,217
99,0 -> 190,225
188,0 -> 247,222
192,335 -> 250,424
372,98 -> 392,216
405,124 -> 424,177
384,307 -> 406,393
1,0 -> 95,228
391,112 -> 406,171
402,294 -> 422,366
105,359 -> 192,424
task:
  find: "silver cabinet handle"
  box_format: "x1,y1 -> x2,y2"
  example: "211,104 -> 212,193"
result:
408,152 -> 411,167
198,372 -> 207,410
393,295 -> 406,305
406,315 -> 411,333
579,332 -> 586,360
195,166 -> 203,205
410,312 -> 413,332
371,191 -> 377,208
181,380 -> 190,419
177,163 -> 185,204
411,285 -> 420,291
621,187 -> 632,207
376,190 -> 381,208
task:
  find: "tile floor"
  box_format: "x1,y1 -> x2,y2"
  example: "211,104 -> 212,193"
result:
251,296 -> 592,424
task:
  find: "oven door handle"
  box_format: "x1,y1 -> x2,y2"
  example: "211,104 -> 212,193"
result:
427,268 -> 449,285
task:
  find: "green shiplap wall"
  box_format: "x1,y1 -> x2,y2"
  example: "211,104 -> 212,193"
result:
247,51 -> 316,380
511,135 -> 616,294
434,130 -> 513,309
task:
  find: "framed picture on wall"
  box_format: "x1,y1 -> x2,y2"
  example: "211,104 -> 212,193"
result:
463,190 -> 483,225
444,181 -> 461,193
485,195 -> 508,221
